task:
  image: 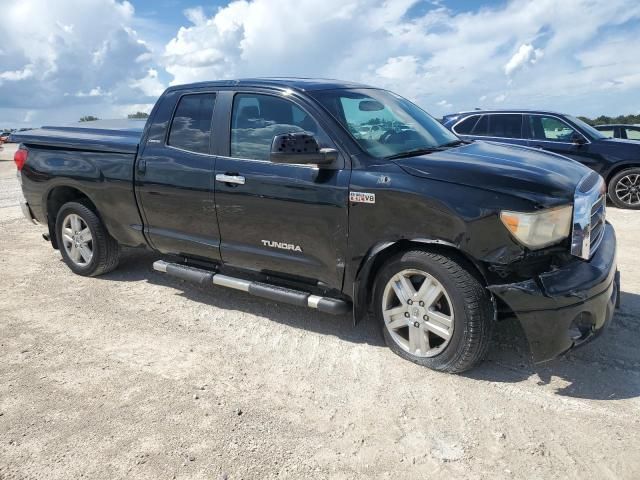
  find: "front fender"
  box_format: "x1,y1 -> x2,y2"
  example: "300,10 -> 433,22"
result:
351,238 -> 483,325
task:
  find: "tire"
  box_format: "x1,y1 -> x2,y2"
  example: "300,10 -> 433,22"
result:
55,201 -> 120,276
608,167 -> 640,209
373,249 -> 494,373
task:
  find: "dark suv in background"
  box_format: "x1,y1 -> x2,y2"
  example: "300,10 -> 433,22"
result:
441,110 -> 640,209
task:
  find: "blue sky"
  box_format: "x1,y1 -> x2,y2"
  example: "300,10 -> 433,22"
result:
1,0 -> 639,128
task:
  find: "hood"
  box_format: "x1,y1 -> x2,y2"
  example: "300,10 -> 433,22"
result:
393,141 -> 590,206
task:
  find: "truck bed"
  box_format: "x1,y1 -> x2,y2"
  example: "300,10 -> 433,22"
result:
12,119 -> 145,154
13,119 -> 148,249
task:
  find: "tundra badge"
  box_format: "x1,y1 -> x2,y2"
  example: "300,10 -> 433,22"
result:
261,240 -> 303,252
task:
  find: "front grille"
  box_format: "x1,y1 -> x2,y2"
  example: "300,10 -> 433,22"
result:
571,173 -> 606,260
589,193 -> 606,255
578,171 -> 600,194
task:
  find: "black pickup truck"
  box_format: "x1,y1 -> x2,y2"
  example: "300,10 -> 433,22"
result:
12,78 -> 620,373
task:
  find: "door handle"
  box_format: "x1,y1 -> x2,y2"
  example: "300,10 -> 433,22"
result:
216,173 -> 245,185
137,158 -> 147,174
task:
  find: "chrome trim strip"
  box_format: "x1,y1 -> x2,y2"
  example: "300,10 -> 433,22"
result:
307,295 -> 322,309
153,260 -> 168,273
215,174 -> 246,185
212,274 -> 251,292
452,112 -> 591,145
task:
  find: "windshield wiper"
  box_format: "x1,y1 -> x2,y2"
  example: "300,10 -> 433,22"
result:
384,147 -> 443,160
437,139 -> 466,148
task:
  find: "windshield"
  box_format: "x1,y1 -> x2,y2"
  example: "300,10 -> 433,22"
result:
310,88 -> 460,159
567,115 -> 608,140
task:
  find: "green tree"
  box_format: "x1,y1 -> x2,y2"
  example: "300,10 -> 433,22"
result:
128,111 -> 149,119
79,115 -> 99,122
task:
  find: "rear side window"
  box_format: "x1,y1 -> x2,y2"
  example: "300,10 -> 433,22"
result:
168,93 -> 216,154
486,114 -> 523,138
453,116 -> 478,134
598,128 -> 615,138
473,115 -> 489,135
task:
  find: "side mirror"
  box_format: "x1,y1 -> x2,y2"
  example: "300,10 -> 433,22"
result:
571,133 -> 587,145
269,132 -> 338,166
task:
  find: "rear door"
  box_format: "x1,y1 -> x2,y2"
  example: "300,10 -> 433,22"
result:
136,89 -> 221,260
211,89 -> 350,289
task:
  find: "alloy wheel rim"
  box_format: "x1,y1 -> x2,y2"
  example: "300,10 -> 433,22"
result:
615,173 -> 640,206
62,214 -> 94,267
381,269 -> 454,358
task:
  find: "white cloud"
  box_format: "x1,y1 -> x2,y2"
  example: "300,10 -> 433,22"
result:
160,0 -> 640,117
130,68 -> 165,97
74,87 -> 111,98
504,44 -> 543,76
0,0 -> 161,125
2,0 -> 640,127
0,66 -> 34,81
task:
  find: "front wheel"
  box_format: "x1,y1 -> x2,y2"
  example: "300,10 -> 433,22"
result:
608,168 -> 640,209
373,250 -> 494,373
55,201 -> 120,276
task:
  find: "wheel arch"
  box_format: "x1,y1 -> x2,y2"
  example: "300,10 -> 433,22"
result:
45,185 -> 98,250
605,162 -> 640,185
352,238 -> 489,324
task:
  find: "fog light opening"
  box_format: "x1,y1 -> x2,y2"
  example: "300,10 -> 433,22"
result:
568,312 -> 595,342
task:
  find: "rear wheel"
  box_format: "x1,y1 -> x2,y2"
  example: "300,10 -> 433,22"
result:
373,249 -> 494,373
55,201 -> 120,276
608,167 -> 640,209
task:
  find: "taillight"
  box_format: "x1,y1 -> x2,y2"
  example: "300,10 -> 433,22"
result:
14,148 -> 28,171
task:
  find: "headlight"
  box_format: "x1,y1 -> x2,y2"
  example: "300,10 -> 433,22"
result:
500,205 -> 573,249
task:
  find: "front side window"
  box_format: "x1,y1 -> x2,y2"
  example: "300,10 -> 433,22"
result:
230,93 -> 329,161
311,88 -> 459,159
626,127 -> 640,140
168,93 -> 216,154
598,127 -> 615,138
529,115 -> 578,142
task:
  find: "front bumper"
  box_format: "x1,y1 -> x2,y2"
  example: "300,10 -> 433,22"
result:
488,223 -> 619,363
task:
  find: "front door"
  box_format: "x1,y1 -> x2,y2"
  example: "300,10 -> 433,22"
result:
136,91 -> 221,260
212,90 -> 350,289
525,114 -> 600,171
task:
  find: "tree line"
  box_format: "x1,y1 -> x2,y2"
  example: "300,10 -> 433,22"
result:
79,112 -> 149,122
577,114 -> 640,126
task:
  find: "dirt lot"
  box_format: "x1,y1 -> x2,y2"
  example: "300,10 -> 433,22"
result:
1,142 -> 639,479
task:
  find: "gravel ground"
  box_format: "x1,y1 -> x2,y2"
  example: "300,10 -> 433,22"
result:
1,143 -> 639,479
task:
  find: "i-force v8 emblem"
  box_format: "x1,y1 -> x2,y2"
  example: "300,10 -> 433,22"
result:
349,191 -> 376,204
